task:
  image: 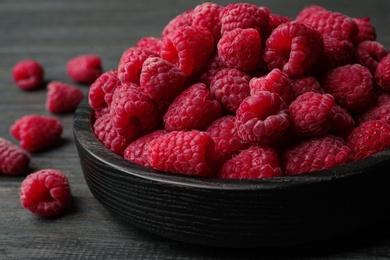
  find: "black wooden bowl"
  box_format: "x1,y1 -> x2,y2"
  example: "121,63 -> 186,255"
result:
73,97 -> 390,248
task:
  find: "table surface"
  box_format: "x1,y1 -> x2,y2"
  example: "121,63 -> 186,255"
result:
1,0 -> 390,259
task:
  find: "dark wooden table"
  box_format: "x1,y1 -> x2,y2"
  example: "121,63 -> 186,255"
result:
1,0 -> 390,259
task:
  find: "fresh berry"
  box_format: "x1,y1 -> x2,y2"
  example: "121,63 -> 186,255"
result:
378,92 -> 390,106
283,135 -> 352,175
375,54 -> 390,92
355,40 -> 388,74
19,169 -> 71,217
10,115 -> 63,152
136,37 -> 161,54
163,83 -> 222,131
218,145 -> 282,179
0,137 -> 30,175
347,120 -> 390,161
353,17 -> 377,44
160,26 -> 214,76
210,68 -> 251,114
123,130 -> 166,167
295,5 -> 327,22
191,2 -> 223,43
321,64 -> 376,113
328,105 -> 355,135
249,68 -> 294,105
264,21 -> 324,77
12,59 -> 44,90
46,81 -> 84,113
66,54 -> 103,84
162,9 -> 193,37
147,130 -> 216,177
290,76 -> 323,99
198,53 -> 226,86
217,28 -> 261,72
289,92 -> 335,137
356,101 -> 390,126
235,91 -> 290,145
267,13 -> 290,33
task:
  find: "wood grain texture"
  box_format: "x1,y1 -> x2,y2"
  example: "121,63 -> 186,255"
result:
1,0 -> 390,259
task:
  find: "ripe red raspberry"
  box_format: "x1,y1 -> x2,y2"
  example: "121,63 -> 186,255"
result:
198,53 -> 226,86
356,101 -> 390,126
210,68 -> 251,114
117,47 -> 159,85
66,54 -> 103,84
217,28 -> 261,72
264,21 -> 324,77
0,137 -> 30,175
289,92 -> 335,138
290,76 -> 323,99
163,83 -> 222,131
93,113 -> 129,156
147,130 -> 216,177
191,2 -> 223,42
249,68 -> 294,105
20,169 -> 71,217
346,120 -> 390,161
88,70 -> 121,118
45,81 -> 84,113
218,145 -> 282,179
160,26 -> 214,76
355,40 -> 388,74
10,115 -> 63,152
123,130 -> 166,167
283,135 -> 352,176
162,9 -> 193,37
110,84 -> 158,141
12,59 -> 44,90
267,13 -> 290,33
295,5 -> 327,22
375,54 -> 390,92
136,37 -> 161,54
322,64 -> 376,113
236,91 -> 290,145
353,17 -> 377,44
328,105 -> 355,136
378,92 -> 390,106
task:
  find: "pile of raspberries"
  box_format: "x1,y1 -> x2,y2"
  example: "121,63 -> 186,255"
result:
89,3 -> 390,179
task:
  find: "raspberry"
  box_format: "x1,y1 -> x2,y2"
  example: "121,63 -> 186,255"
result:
356,102 -> 390,126
353,17 -> 377,44
218,145 -> 282,179
295,5 -> 327,22
123,130 -> 166,167
191,2 -> 223,43
88,70 -> 121,117
10,115 -> 63,152
264,21 -> 324,77
0,137 -> 30,175
235,91 -> 290,145
45,81 -> 84,113
217,28 -> 261,72
328,105 -> 355,136
12,59 -> 44,90
66,54 -> 103,84
290,76 -> 323,99
198,53 -> 226,86
162,9 -> 193,37
160,26 -> 214,76
321,64 -> 376,113
19,169 -> 71,217
283,135 -> 352,176
117,47 -> 159,85
346,120 -> 390,161
249,68 -> 294,105
267,13 -> 290,33
209,68 -> 251,114
147,130 -> 216,177
289,92 -> 335,138
136,37 -> 161,54
110,84 -> 158,141
355,40 -> 388,74
378,92 -> 390,106
375,54 -> 390,92
93,113 -> 129,156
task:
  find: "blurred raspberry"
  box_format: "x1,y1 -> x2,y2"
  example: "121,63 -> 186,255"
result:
46,81 -> 84,113
0,137 -> 30,175
136,37 -> 161,54
191,2 -> 223,42
218,145 -> 282,179
375,54 -> 390,92
67,54 -> 102,84
198,53 -> 226,86
355,40 -> 388,74
267,12 -> 290,33
352,17 -> 377,44
264,21 -> 323,77
162,9 -> 193,37
295,5 -> 327,21
290,76 -> 323,99
12,59 -> 44,90
328,104 -> 355,136
356,101 -> 390,126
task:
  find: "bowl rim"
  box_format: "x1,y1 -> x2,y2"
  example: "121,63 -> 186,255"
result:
73,97 -> 390,191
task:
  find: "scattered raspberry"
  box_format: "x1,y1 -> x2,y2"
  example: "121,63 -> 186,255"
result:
12,59 -> 44,90
45,81 -> 84,113
321,64 -> 376,113
162,9 -> 193,37
355,40 -> 388,74
328,105 -> 355,136
353,17 -> 377,44
289,92 -> 335,137
375,54 -> 390,92
347,120 -> 390,161
236,91 -> 290,145
66,54 -> 103,84
290,76 -> 323,99
160,26 -> 214,76
136,37 -> 161,54
198,53 -> 226,86
283,135 -> 352,175
217,28 -> 261,72
10,115 -> 63,152
147,130 -> 216,177
19,169 -> 71,217
0,137 -> 30,175
163,83 -> 222,131
218,145 -> 282,179
264,21 -> 324,77
191,2 -> 223,43
356,101 -> 390,126
210,68 -> 251,114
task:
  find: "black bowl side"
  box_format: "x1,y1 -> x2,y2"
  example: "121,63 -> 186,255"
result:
73,97 -> 390,248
